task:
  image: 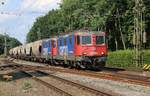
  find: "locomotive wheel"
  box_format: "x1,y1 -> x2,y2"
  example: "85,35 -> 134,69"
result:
95,61 -> 106,69
68,61 -> 74,69
50,59 -> 56,66
100,61 -> 106,67
63,61 -> 69,68
76,62 -> 86,69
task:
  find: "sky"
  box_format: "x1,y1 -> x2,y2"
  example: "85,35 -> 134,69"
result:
0,0 -> 61,44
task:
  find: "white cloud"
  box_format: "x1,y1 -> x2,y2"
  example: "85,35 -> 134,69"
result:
0,15 -> 10,22
0,14 -> 15,23
0,0 -> 61,43
21,0 -> 61,12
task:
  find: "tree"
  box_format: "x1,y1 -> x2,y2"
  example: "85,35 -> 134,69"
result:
26,0 -> 150,51
0,34 -> 22,54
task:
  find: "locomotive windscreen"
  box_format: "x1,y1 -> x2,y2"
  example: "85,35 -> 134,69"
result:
82,36 -> 91,45
96,36 -> 105,44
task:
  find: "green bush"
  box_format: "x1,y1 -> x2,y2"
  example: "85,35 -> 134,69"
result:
143,50 -> 150,64
106,50 -> 150,70
22,82 -> 32,91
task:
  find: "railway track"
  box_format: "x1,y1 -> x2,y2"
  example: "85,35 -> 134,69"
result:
90,71 -> 150,87
21,70 -> 72,96
0,63 -> 49,72
2,59 -> 150,88
43,66 -> 150,87
21,70 -> 115,96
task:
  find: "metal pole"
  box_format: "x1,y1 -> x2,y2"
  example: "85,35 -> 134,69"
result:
133,0 -> 144,68
4,32 -> 7,57
1,1 -> 6,57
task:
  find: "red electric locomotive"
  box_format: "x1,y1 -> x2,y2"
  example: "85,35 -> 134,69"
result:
74,31 -> 107,69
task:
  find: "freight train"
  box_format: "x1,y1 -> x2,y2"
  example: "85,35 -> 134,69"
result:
9,31 -> 108,69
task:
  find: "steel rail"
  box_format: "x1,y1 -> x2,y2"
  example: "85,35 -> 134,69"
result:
10,59 -> 150,87
36,70 -> 116,96
42,66 -> 150,87
21,71 -> 72,96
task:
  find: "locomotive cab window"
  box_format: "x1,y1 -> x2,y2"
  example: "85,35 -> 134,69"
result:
96,36 -> 105,44
64,38 -> 67,45
82,36 -> 91,45
54,40 -> 56,48
77,35 -> 80,45
52,40 -> 56,48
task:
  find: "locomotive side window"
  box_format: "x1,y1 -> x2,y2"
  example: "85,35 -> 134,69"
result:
96,36 -> 105,44
69,35 -> 72,44
77,35 -> 80,45
54,40 -> 56,48
82,36 -> 91,45
60,38 -> 62,46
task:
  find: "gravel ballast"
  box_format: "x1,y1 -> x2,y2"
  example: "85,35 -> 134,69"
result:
11,59 -> 150,96
0,78 -> 62,96
45,70 -> 150,96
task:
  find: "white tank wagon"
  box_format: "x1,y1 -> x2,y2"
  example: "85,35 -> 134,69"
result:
9,46 -> 22,58
12,47 -> 19,58
31,40 -> 42,58
20,45 -> 26,56
9,49 -> 13,56
17,46 -> 22,56
24,43 -> 33,56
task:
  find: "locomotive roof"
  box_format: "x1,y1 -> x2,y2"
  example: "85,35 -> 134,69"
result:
74,31 -> 105,35
10,31 -> 105,50
57,30 -> 105,37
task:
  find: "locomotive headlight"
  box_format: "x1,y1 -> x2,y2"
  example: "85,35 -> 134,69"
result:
83,52 -> 87,55
101,52 -> 104,55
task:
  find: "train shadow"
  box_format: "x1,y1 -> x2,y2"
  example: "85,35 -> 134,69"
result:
12,71 -> 29,80
0,71 -> 48,82
84,67 -> 126,72
48,64 -> 126,73
102,67 -> 126,72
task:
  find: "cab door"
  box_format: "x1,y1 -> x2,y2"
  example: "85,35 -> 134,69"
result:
51,39 -> 57,56
67,35 -> 74,56
74,35 -> 82,56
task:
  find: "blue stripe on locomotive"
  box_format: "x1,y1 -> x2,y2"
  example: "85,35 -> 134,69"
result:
58,36 -> 65,56
66,34 -> 74,56
42,39 -> 51,56
57,34 -> 75,56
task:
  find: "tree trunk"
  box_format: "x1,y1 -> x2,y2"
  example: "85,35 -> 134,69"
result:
115,37 -> 118,50
117,8 -> 126,50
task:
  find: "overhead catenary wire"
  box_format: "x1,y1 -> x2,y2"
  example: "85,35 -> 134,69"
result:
0,0 -> 47,16
0,11 -> 47,16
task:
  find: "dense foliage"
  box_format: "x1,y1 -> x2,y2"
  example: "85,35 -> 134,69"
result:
0,34 -> 22,55
27,0 -> 150,51
107,50 -> 150,70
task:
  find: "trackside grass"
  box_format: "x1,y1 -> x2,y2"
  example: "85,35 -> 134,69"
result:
106,50 -> 150,70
